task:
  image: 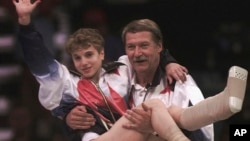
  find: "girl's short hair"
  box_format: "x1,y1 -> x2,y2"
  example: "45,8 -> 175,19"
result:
65,28 -> 104,55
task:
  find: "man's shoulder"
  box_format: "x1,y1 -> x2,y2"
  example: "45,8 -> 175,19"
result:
102,61 -> 125,72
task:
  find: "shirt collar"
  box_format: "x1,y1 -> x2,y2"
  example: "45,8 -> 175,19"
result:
131,66 -> 164,88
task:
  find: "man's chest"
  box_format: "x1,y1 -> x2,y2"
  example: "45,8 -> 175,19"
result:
132,82 -> 187,108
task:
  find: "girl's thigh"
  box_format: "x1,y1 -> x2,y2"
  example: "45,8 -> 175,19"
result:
146,134 -> 166,141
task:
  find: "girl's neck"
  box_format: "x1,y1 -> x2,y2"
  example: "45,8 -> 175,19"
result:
90,69 -> 102,84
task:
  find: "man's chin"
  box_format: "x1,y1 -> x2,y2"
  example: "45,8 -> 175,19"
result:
134,67 -> 147,73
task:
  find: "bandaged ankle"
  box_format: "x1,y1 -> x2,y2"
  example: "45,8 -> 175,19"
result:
179,66 -> 248,131
228,66 -> 248,113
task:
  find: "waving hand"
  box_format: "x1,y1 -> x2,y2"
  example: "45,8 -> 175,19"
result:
13,0 -> 41,25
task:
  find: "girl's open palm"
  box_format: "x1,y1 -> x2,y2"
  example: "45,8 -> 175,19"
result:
13,0 -> 41,17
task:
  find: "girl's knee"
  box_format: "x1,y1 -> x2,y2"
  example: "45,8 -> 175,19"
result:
144,99 -> 165,107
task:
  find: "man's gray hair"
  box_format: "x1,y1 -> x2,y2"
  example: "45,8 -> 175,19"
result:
121,19 -> 163,45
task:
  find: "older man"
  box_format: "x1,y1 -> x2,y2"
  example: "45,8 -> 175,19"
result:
66,19 -> 214,141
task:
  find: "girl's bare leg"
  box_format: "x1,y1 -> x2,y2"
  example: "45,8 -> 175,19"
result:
143,99 -> 190,141
91,114 -> 150,141
146,134 -> 166,141
91,99 -> 190,141
169,66 -> 248,131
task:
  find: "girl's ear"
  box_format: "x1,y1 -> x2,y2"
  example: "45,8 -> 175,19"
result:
100,49 -> 105,60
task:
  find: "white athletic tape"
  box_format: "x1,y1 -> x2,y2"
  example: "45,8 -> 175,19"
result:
229,96 -> 243,113
229,66 -> 248,81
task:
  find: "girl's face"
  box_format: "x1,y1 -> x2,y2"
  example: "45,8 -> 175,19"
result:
72,45 -> 104,82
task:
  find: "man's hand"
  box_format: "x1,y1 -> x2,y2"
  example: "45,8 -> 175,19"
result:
12,0 -> 41,25
123,103 -> 154,133
165,63 -> 188,84
66,105 -> 96,130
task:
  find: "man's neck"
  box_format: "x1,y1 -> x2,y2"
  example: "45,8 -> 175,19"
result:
136,77 -> 151,87
135,59 -> 160,87
135,70 -> 155,87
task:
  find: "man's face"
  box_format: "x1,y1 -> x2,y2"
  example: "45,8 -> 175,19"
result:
72,45 -> 104,80
125,31 -> 162,74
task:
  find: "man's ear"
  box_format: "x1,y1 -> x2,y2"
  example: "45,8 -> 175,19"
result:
157,42 -> 163,53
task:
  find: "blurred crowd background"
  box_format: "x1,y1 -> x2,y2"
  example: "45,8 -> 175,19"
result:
0,0 -> 249,141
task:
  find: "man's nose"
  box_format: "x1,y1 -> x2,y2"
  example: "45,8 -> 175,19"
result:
134,47 -> 142,56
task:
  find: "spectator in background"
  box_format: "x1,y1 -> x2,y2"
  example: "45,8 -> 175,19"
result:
82,7 -> 125,62
7,101 -> 71,141
33,0 -> 71,64
8,102 -> 45,141
0,4 -> 23,100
